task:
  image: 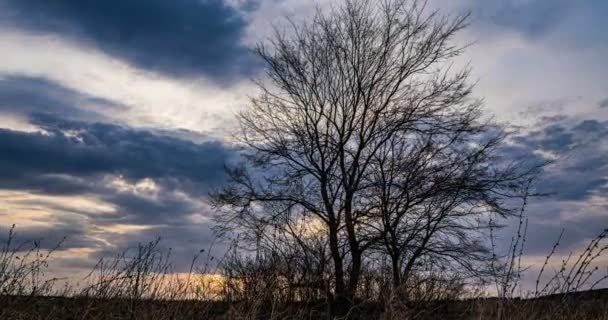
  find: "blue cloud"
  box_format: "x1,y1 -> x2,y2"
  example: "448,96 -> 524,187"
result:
0,75 -> 238,239
0,0 -> 259,81
0,115 -> 234,195
470,0 -> 608,45
0,113 -> 237,258
513,118 -> 608,201
0,75 -> 125,122
484,0 -> 575,37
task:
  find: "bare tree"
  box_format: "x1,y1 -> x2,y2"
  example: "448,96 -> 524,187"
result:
211,0 -> 538,308
365,120 -> 538,291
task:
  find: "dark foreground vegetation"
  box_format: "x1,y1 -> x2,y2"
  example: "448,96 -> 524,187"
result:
1,289 -> 608,319
0,225 -> 607,319
1,289 -> 608,320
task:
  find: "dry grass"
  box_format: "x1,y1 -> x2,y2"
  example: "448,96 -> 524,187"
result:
0,224 -> 607,320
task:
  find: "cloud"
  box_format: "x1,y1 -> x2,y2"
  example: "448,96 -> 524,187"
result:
0,221 -> 95,251
0,115 -> 235,269
600,98 -> 608,109
0,113 -> 242,258
0,115 -> 235,196
0,35 -> 252,134
440,0 -> 608,123
467,0 -> 608,43
0,75 -> 125,123
513,118 -> 608,200
512,196 -> 608,257
0,195 -> 220,272
492,116 -> 608,257
0,0 -> 259,81
477,0 -> 575,37
0,73 -> 239,265
87,221 -> 224,272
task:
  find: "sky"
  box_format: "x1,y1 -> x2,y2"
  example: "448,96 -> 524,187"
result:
0,0 -> 607,284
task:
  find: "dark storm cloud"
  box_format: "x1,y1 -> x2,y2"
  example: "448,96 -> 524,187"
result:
96,191 -> 201,225
0,219 -> 99,251
0,174 -> 94,197
0,115 -> 234,195
470,0 -> 608,44
513,118 -> 608,201
0,75 -> 124,122
600,98 -> 608,109
0,113 -> 236,254
477,116 -> 608,260
518,124 -> 575,153
0,75 -> 237,253
481,0 -> 575,37
0,0 -> 258,81
494,116 -> 608,257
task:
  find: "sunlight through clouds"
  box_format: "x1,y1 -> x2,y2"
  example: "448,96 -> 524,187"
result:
0,30 -> 250,136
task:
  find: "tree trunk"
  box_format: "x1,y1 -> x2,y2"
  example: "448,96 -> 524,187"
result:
344,194 -> 361,300
328,224 -> 346,300
391,254 -> 401,289
348,247 -> 362,299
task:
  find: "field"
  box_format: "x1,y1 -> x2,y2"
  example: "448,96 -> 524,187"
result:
1,290 -> 608,319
